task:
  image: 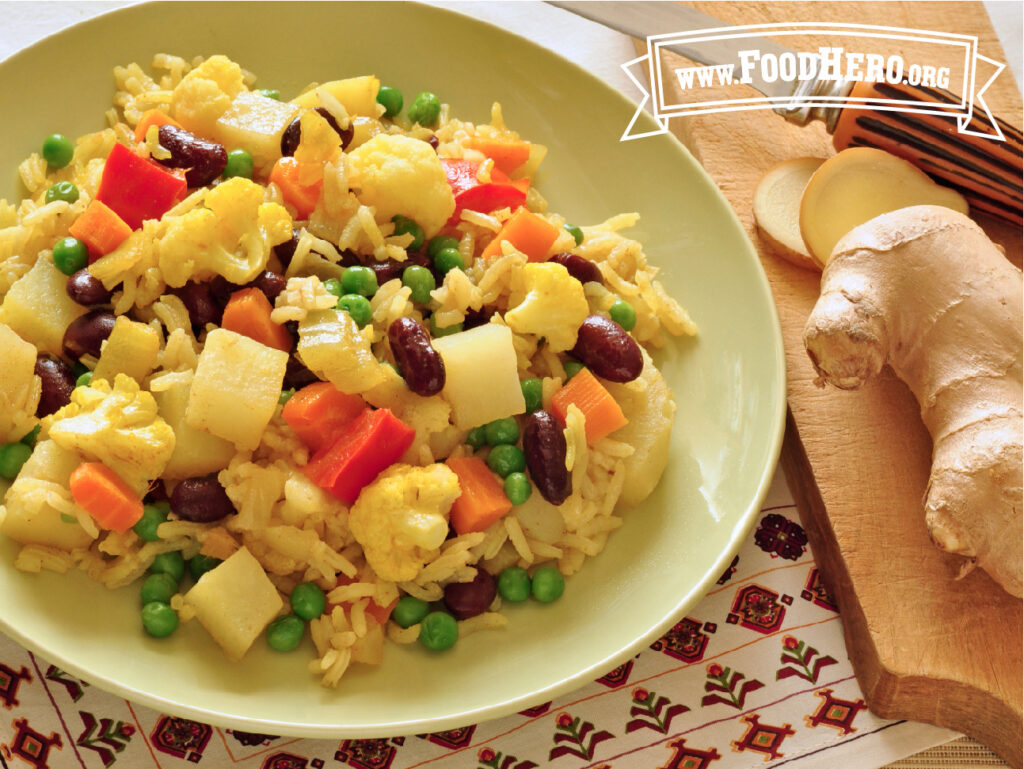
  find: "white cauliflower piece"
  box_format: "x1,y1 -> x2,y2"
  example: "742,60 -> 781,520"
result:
170,55 -> 246,137
41,374 -> 175,494
348,463 -> 460,582
504,262 -> 589,352
158,177 -> 293,288
348,134 -> 455,237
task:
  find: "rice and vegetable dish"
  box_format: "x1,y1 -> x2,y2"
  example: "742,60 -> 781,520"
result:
0,53 -> 696,686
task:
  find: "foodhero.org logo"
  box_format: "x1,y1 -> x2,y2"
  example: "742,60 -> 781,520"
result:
621,22 -> 1007,141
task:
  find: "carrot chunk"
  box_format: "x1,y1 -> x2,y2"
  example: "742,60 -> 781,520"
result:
69,199 -> 133,261
220,287 -> 293,352
481,206 -> 560,261
465,137 -> 531,175
446,455 -> 513,535
269,156 -> 323,219
551,367 -> 628,444
68,462 -> 144,533
282,382 -> 368,451
133,109 -> 182,143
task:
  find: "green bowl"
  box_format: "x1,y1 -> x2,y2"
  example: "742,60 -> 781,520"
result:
0,1 -> 785,737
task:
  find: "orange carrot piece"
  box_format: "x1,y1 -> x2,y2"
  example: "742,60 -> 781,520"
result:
466,137 -> 532,176
282,382 -> 368,451
481,206 -> 560,261
446,456 -> 513,535
551,367 -> 628,444
220,287 -> 293,352
133,108 -> 182,143
268,156 -> 322,219
68,462 -> 144,534
69,200 -> 133,262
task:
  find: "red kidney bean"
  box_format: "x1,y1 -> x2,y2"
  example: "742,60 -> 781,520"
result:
175,281 -> 221,327
34,354 -> 75,417
280,107 -> 354,157
388,317 -> 445,396
570,315 -> 643,383
547,252 -> 602,285
284,355 -> 320,390
443,569 -> 496,619
523,410 -> 572,505
249,270 -> 287,303
156,125 -> 227,187
273,229 -> 300,269
145,478 -> 170,505
170,475 -> 236,523
62,309 -> 116,360
369,250 -> 431,285
65,269 -> 113,306
425,135 -> 440,151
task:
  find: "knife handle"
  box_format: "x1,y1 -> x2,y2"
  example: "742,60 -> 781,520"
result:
831,80 -> 1023,225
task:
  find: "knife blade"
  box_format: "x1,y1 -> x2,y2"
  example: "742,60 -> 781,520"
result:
550,1 -> 1023,225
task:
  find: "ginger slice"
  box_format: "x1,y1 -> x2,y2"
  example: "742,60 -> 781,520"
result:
752,157 -> 824,271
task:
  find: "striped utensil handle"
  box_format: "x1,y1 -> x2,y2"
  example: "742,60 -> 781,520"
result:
831,79 -> 1023,225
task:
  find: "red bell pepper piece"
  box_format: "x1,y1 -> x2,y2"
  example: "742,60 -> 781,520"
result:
441,158 -> 529,225
95,142 -> 187,230
282,382 -> 368,452
302,407 -> 415,504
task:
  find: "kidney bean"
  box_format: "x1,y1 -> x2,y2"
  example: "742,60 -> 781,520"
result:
34,354 -> 75,417
249,270 -> 287,303
443,569 -> 497,619
523,410 -> 572,505
369,250 -> 431,285
145,479 -> 170,505
156,125 -> 228,187
175,281 -> 221,327
62,309 -> 116,360
570,315 -> 643,383
425,135 -> 440,151
273,229 -> 300,269
65,269 -> 113,306
388,317 -> 445,396
170,475 -> 236,523
283,355 -> 320,390
547,252 -> 602,285
280,107 -> 354,157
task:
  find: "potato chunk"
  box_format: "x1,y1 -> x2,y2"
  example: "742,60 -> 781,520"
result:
92,316 -> 160,384
183,547 -> 283,661
186,328 -> 288,451
214,91 -> 301,174
0,258 -> 86,356
0,322 -> 40,443
153,379 -> 236,480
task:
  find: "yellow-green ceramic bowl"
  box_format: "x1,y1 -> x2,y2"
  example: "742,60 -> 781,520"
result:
0,1 -> 785,737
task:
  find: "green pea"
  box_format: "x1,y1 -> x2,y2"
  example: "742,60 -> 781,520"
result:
188,554 -> 222,581
391,215 -> 425,251
466,426 -> 486,449
402,265 -> 436,304
266,614 -> 305,651
149,551 -> 186,583
45,181 -> 79,204
42,134 -> 75,169
503,471 -> 532,505
140,572 -> 178,604
323,277 -> 344,297
256,88 -> 281,100
428,315 -> 462,338
487,444 -> 525,478
132,503 -> 169,542
51,237 -> 89,276
609,300 -> 637,332
407,91 -> 441,127
433,246 -> 465,274
531,566 -> 565,603
75,371 -> 93,388
278,388 -> 295,405
563,360 -> 584,380
376,85 -> 404,118
0,443 -> 32,481
337,293 -> 373,328
141,601 -> 179,638
418,610 -> 458,651
341,265 -> 379,297
290,582 -> 327,621
391,595 -> 430,629
497,566 -> 531,602
20,425 -> 41,448
520,378 -> 543,413
427,235 -> 460,258
484,417 -> 519,446
222,148 -> 254,179
564,223 -> 584,246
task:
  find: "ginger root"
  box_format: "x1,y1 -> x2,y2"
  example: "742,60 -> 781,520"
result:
803,205 -> 1023,597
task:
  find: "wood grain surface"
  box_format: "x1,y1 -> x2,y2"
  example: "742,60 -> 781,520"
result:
636,3 -> 1023,765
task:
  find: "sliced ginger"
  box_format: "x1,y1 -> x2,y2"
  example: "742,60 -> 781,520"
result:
753,157 -> 824,271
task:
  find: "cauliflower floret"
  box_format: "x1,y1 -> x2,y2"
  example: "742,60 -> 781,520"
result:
297,309 -> 386,394
348,463 -> 461,582
41,374 -> 175,494
504,262 -> 589,352
170,55 -> 246,137
158,177 -> 292,287
348,134 -> 455,237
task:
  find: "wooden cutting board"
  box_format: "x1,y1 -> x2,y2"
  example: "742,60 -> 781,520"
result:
640,2 -> 1023,765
